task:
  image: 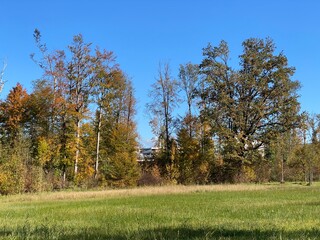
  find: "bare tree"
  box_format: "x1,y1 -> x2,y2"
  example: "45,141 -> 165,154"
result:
178,62 -> 199,137
0,61 -> 7,94
147,62 -> 179,178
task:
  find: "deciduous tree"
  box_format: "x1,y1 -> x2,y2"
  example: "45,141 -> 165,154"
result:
0,83 -> 29,144
199,38 -> 300,181
178,63 -> 199,137
147,63 -> 179,180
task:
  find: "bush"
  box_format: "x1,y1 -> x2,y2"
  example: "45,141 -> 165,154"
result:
138,165 -> 163,186
0,154 -> 26,195
24,166 -> 44,193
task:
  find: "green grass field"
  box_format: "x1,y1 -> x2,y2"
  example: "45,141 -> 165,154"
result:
0,184 -> 320,239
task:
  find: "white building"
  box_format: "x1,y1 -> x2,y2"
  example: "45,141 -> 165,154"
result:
137,147 -> 160,162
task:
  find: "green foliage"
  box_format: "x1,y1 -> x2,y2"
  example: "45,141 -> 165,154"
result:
104,151 -> 140,187
199,38 -> 301,179
0,147 -> 26,195
107,123 -> 140,187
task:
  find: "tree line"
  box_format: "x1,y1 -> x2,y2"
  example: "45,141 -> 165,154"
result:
0,32 -> 317,194
145,38 -> 318,186
0,30 -> 139,194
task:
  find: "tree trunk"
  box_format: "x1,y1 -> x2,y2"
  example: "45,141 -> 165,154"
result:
95,108 -> 102,179
188,101 -> 192,138
308,157 -> 313,186
280,155 -> 285,184
74,118 -> 80,176
164,101 -> 171,177
62,164 -> 66,187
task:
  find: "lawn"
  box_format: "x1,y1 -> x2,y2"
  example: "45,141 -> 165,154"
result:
0,184 -> 320,239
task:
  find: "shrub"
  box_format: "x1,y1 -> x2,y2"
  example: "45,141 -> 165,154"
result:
0,154 -> 25,195
138,165 -> 163,186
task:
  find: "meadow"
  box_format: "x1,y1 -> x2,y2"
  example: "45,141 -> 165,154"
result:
0,184 -> 320,239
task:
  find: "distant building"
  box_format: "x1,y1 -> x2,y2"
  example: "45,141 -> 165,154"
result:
137,147 -> 160,162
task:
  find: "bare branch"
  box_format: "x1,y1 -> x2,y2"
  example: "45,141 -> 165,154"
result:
0,60 -> 7,94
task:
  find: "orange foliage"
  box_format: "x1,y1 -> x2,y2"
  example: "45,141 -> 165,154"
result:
0,83 -> 29,141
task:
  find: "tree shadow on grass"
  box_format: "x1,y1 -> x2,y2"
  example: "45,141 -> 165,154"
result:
1,226 -> 320,240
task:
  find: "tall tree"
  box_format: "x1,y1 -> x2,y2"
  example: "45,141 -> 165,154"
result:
176,63 -> 213,184
31,29 -> 66,133
31,29 -> 70,185
297,113 -> 320,185
90,50 -> 118,178
199,38 -> 300,181
268,130 -> 294,183
98,72 -> 140,186
147,63 -> 179,179
178,63 -> 199,137
25,80 -> 54,164
32,31 -> 106,182
66,34 -> 95,177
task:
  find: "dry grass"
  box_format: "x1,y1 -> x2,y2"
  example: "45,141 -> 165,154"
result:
0,184 -> 272,203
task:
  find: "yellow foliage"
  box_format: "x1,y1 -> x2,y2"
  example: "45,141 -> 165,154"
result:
37,137 -> 51,166
241,165 -> 257,182
0,155 -> 25,195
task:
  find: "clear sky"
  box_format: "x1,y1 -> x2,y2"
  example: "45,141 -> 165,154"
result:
1,0 -> 320,147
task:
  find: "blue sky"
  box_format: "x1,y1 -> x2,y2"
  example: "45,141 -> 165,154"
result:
1,0 -> 320,147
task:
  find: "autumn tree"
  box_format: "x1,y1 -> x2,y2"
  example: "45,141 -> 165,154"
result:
31,29 -> 66,134
291,113 -> 320,185
0,84 -> 30,194
33,33 -> 96,181
178,63 -> 199,137
33,33 -> 100,181
176,127 -> 197,184
65,34 -> 95,178
0,83 -> 29,145
98,72 -> 140,187
25,81 -> 53,148
175,63 -> 211,184
31,29 -> 72,186
199,38 -> 300,181
147,63 -> 179,180
90,48 -> 118,179
31,31 -> 141,187
267,130 -> 295,183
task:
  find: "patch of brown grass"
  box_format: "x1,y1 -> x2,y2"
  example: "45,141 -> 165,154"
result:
0,184 -> 272,203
